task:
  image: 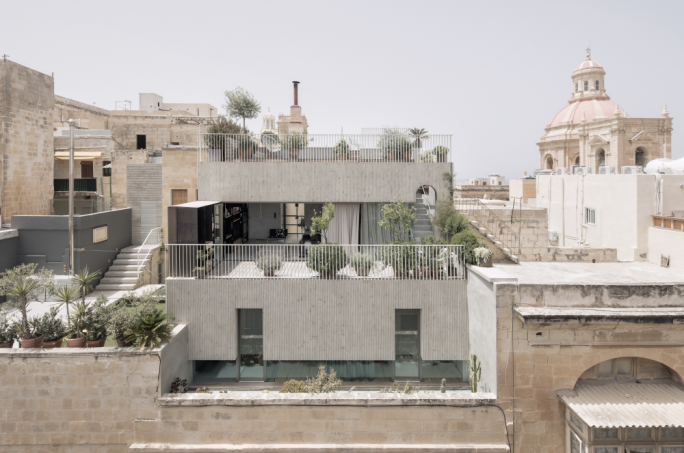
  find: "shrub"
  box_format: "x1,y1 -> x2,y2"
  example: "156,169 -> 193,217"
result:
379,199 -> 416,242
83,296 -> 112,341
382,241 -> 418,278
110,288 -> 166,342
431,145 -> 449,156
124,309 -> 174,349
195,387 -> 210,394
444,212 -> 470,236
434,201 -> 457,232
420,234 -> 447,245
279,379 -> 307,393
0,321 -> 16,344
451,230 -> 488,265
256,254 -> 282,273
349,252 -> 375,275
170,378 -> 187,394
307,244 -> 347,279
473,246 -> 493,263
304,366 -> 342,393
334,139 -> 350,156
378,130 -> 412,159
379,381 -> 420,394
37,307 -> 67,342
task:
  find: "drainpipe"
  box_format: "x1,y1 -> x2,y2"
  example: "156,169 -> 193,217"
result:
68,119 -> 76,275
561,177 -> 565,247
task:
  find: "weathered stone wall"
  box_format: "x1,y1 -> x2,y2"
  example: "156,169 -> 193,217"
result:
53,95 -> 111,130
111,114 -> 202,150
494,282 -> 684,452
0,60 -> 54,218
162,148 -> 197,235
454,185 -> 509,201
111,150 -> 149,210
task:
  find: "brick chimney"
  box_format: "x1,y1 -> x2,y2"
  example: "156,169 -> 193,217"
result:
292,81 -> 299,106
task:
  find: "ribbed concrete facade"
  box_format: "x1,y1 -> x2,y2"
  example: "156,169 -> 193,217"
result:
198,162 -> 453,203
127,163 -> 162,244
166,278 -> 469,362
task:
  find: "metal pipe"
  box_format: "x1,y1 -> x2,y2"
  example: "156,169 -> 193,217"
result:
68,119 -> 76,275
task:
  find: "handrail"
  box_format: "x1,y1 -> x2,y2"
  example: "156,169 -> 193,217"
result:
454,199 -> 521,255
137,227 -> 162,273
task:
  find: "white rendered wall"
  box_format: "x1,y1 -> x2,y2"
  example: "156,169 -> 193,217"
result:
648,227 -> 684,270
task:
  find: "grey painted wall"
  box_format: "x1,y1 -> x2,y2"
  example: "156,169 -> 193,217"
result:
247,203 -> 282,239
466,270 -> 497,395
0,231 -> 18,274
10,208 -> 132,285
198,162 -> 452,203
127,163 -> 162,244
159,324 -> 191,396
167,279 -> 469,362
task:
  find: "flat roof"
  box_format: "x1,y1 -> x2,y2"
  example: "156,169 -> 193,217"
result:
495,261 -> 684,285
516,306 -> 684,324
558,380 -> 684,428
173,201 -> 219,208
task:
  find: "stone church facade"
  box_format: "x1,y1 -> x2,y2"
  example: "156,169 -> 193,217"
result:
538,52 -> 672,172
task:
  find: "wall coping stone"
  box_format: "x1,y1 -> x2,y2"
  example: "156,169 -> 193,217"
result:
0,347 -> 159,358
467,265 -> 518,283
158,392 -> 497,407
0,228 -> 18,240
129,443 -> 510,452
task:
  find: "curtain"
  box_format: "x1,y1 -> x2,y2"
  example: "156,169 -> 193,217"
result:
360,203 -> 399,244
326,203 -> 360,252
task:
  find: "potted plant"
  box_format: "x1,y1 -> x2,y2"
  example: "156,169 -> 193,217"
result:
431,145 -> 449,163
84,296 -> 111,347
0,320 -> 16,348
39,307 -> 67,348
419,235 -> 447,279
110,307 -> 135,347
379,130 -> 412,162
349,252 -> 375,277
283,132 -> 308,160
65,300 -> 92,348
124,309 -> 174,349
334,139 -> 350,161
307,244 -> 347,279
256,254 -> 282,277
236,135 -> 255,161
382,242 -> 418,279
5,276 -> 42,348
451,230 -> 488,266
408,128 -> 429,150
473,247 -> 493,267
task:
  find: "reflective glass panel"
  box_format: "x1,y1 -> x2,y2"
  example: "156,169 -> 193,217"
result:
598,360 -> 614,375
627,428 -> 651,439
616,358 -> 632,375
239,309 -> 263,381
421,360 -> 467,383
594,428 -> 618,439
193,360 -> 237,383
662,428 -> 684,439
662,447 -> 684,453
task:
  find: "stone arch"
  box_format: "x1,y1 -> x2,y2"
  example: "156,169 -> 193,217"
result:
595,148 -> 606,170
571,155 -> 580,166
545,155 -> 554,170
566,352 -> 684,390
635,146 -> 648,166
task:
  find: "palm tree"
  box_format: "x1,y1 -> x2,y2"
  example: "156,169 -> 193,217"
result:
53,284 -> 81,328
408,128 -> 429,149
5,276 -> 40,338
71,267 -> 100,307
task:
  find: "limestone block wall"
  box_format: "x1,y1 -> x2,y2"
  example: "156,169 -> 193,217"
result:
53,95 -> 111,130
493,282 -> 684,452
111,114 -> 202,150
0,60 -> 54,218
127,163 -> 162,244
161,148 -> 197,235
111,150 -> 149,209
454,185 -> 510,201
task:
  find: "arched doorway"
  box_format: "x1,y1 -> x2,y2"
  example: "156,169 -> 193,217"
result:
574,155 -> 580,166
635,147 -> 647,166
596,148 -> 606,170
545,155 -> 554,170
415,185 -> 437,241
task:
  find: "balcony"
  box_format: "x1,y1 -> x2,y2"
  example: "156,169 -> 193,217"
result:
197,133 -> 453,203
54,178 -> 97,192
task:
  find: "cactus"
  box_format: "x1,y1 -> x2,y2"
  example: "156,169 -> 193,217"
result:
440,378 -> 446,393
467,354 -> 482,393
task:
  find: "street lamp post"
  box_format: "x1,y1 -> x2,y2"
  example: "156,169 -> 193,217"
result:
67,119 -> 75,275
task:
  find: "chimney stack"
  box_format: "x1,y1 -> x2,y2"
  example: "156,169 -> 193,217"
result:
292,81 -> 300,106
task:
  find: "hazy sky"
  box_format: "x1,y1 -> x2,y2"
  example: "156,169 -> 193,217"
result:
3,0 -> 682,181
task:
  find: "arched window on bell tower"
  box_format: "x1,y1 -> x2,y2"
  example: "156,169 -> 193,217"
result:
595,80 -> 599,91
584,81 -> 588,91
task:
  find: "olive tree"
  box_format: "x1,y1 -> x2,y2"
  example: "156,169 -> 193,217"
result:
223,87 -> 261,132
379,198 -> 416,242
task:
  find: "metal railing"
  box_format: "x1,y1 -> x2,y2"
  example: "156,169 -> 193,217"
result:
54,178 -> 97,192
454,199 -> 521,256
138,227 -> 162,273
166,243 -> 466,280
198,133 -> 452,163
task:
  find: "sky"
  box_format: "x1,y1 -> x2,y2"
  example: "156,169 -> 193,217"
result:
2,0 -> 683,181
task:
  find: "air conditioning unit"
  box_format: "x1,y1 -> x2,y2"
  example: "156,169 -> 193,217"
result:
548,230 -> 559,242
555,167 -> 569,175
599,166 -> 617,174
572,166 -> 593,175
621,166 -> 644,175
534,169 -> 555,178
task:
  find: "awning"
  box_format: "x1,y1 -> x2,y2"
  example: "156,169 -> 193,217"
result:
558,382 -> 684,428
515,306 -> 684,324
102,163 -> 111,169
54,151 -> 104,160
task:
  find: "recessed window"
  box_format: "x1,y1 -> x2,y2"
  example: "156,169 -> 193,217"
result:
584,81 -> 589,91
171,189 -> 188,206
662,447 -> 684,453
627,428 -> 652,440
595,80 -> 600,91
662,428 -> 684,439
575,82 -> 578,93
570,412 -> 584,432
136,134 -> 147,150
594,428 -> 618,439
596,358 -> 634,378
585,208 -> 596,225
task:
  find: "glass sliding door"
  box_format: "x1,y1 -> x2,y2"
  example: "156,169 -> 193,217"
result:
238,309 -> 264,381
395,309 -> 420,381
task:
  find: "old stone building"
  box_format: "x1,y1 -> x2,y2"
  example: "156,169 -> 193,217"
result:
0,59 -> 55,220
276,81 -> 309,135
538,52 -> 672,172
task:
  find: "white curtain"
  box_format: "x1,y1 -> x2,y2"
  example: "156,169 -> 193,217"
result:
326,203 -> 360,252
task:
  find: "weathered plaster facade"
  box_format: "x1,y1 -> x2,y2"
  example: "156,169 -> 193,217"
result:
161,147 -> 198,235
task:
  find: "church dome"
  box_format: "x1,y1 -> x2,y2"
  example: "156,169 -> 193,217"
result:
574,59 -> 603,71
548,99 -> 629,128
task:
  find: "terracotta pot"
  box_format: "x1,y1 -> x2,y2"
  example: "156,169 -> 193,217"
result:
66,337 -> 86,348
116,338 -> 133,347
477,255 -> 493,268
239,149 -> 254,161
42,339 -> 63,349
387,152 -> 397,162
0,340 -> 14,349
264,270 -> 275,277
289,149 -> 300,160
18,336 -> 43,349
337,154 -> 347,161
355,268 -> 369,277
196,269 -> 205,279
88,338 -> 106,348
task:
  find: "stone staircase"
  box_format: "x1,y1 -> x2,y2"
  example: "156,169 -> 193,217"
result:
468,219 -> 519,264
414,194 -> 433,242
97,245 -> 157,291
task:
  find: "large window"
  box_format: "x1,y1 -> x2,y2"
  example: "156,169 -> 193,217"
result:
585,208 -> 596,225
239,309 -> 264,381
395,310 -> 420,381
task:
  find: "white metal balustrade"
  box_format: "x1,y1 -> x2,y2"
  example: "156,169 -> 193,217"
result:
198,133 -> 452,163
166,244 -> 466,280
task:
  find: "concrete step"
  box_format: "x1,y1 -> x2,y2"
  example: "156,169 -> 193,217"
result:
100,276 -> 139,284
478,228 -> 488,234
108,264 -> 141,272
105,270 -> 141,277
113,258 -> 146,265
96,283 -> 137,290
121,245 -> 157,253
486,234 -> 494,240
